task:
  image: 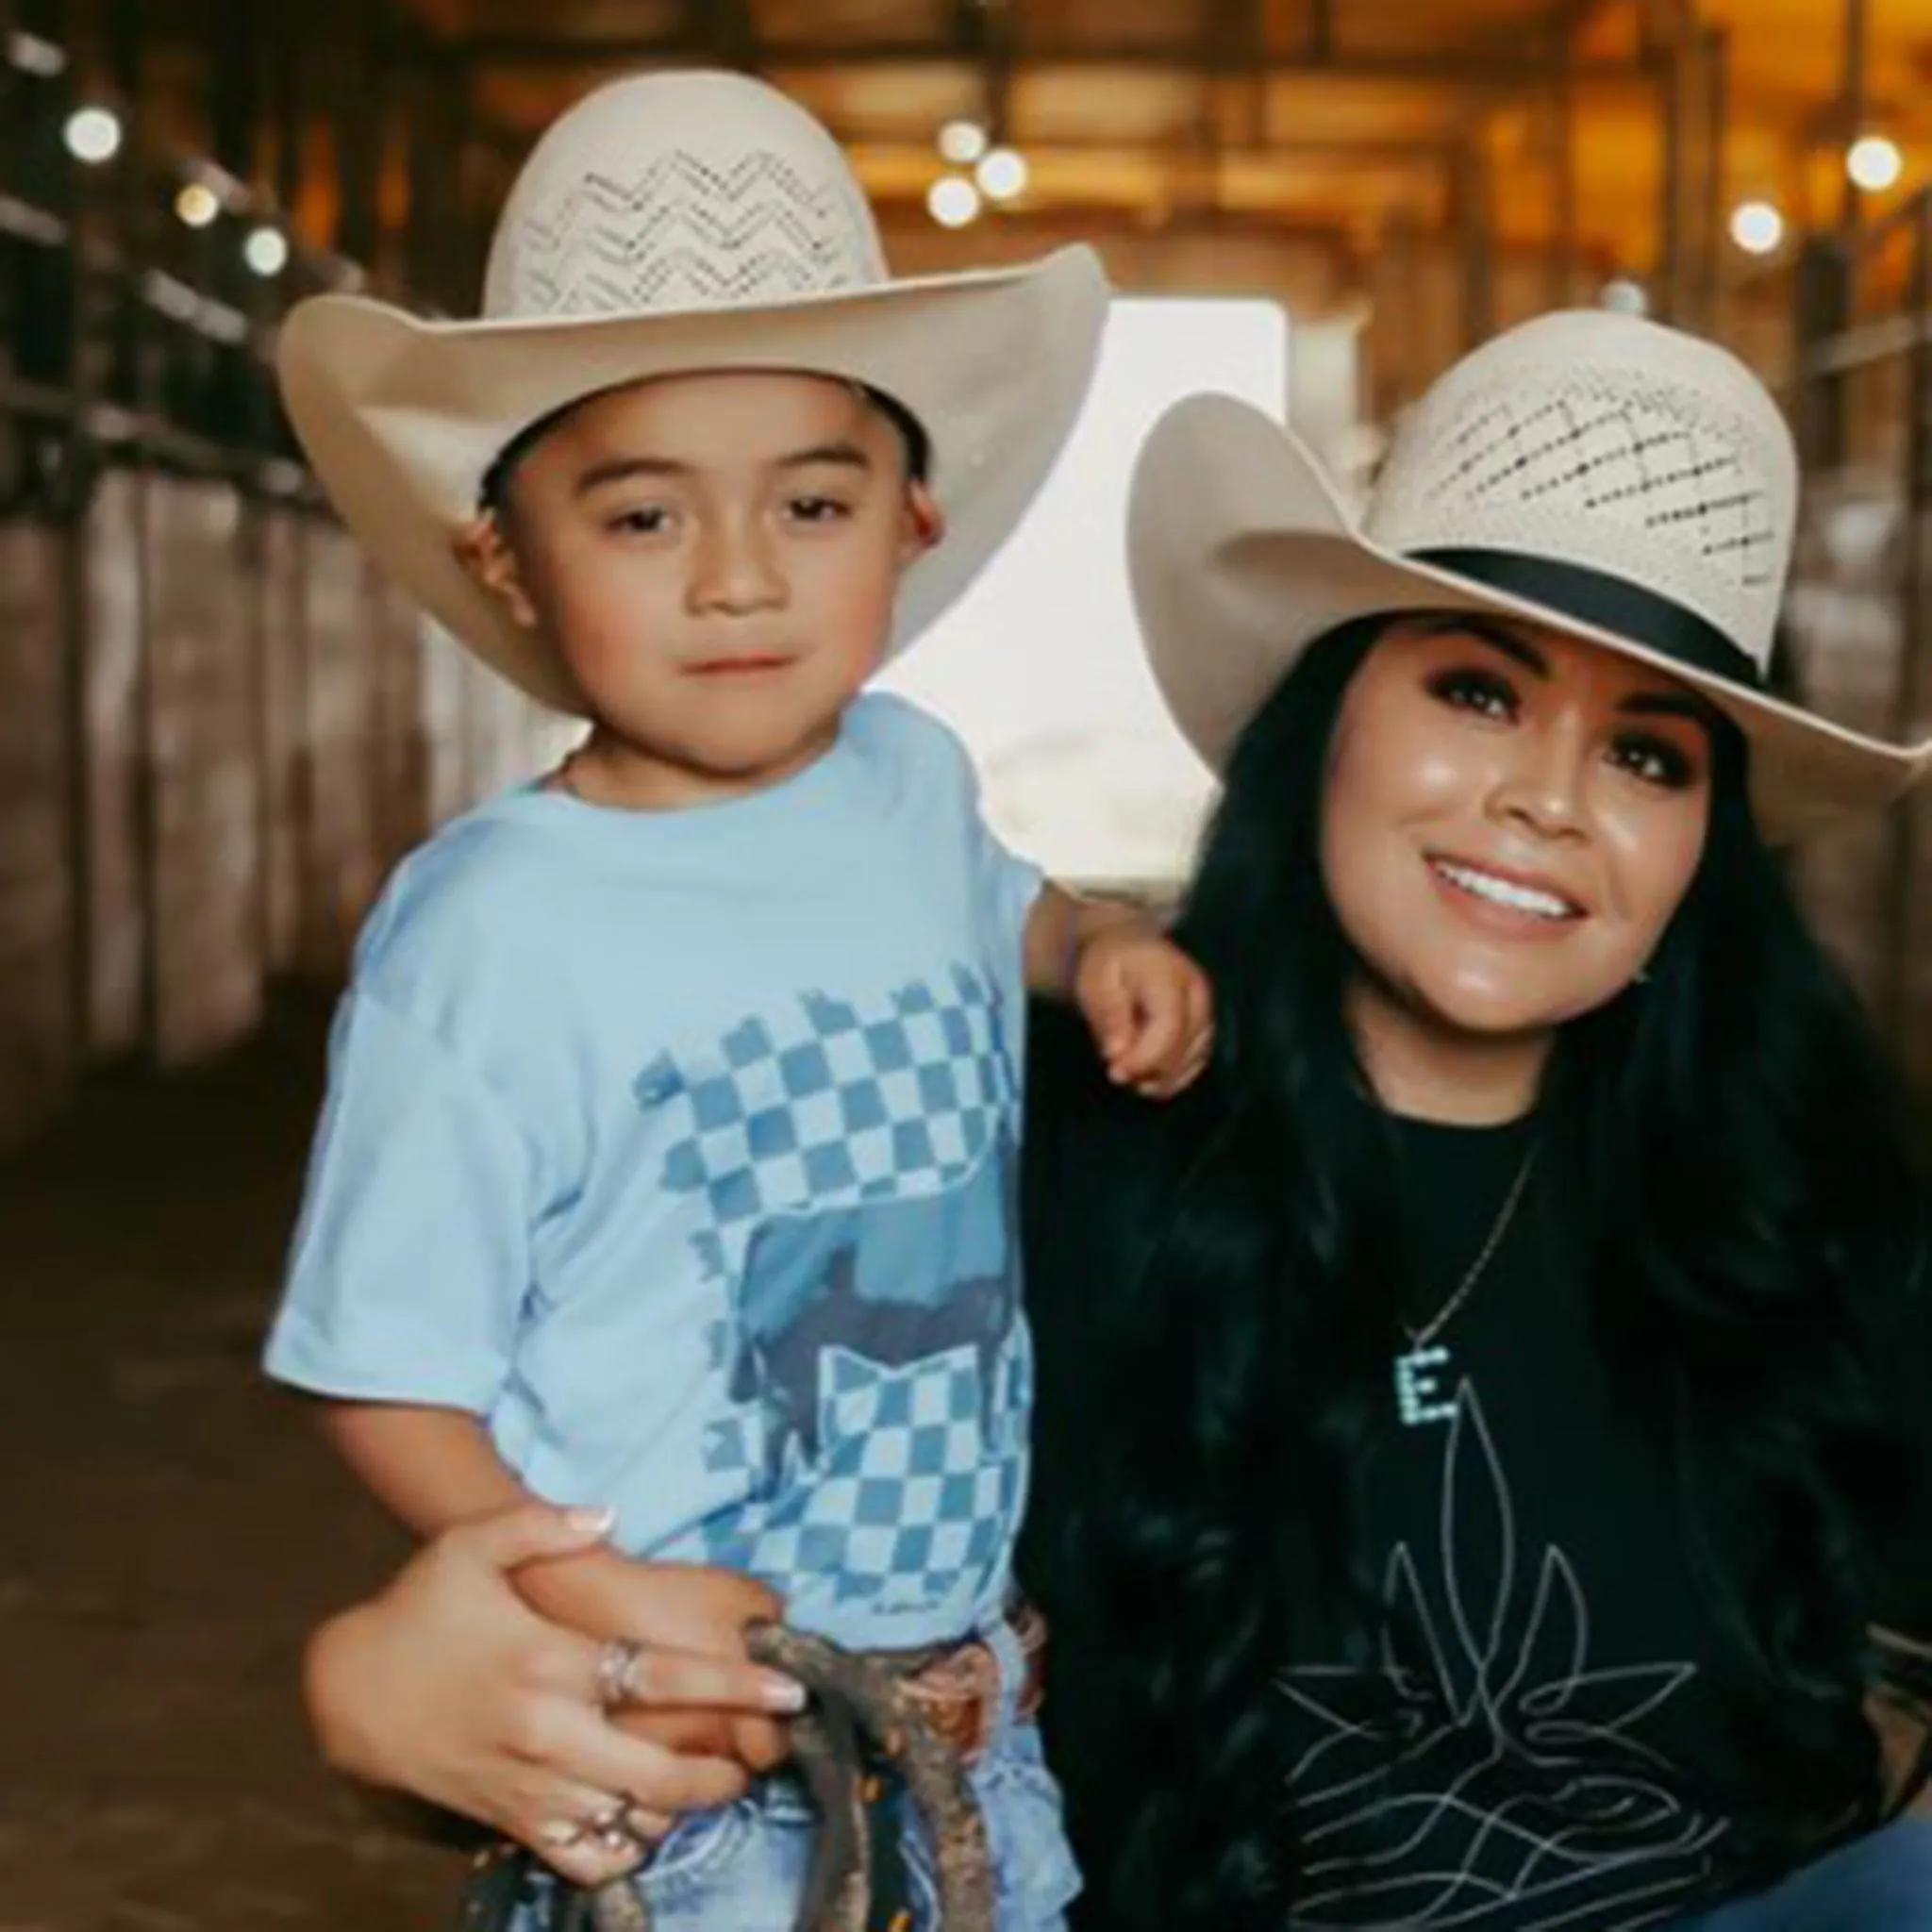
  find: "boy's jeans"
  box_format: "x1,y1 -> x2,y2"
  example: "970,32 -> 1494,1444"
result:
518,1610 -> 1081,1932
627,1718 -> 1078,1931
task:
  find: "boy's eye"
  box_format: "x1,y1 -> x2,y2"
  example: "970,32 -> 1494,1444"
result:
1609,732 -> 1698,791
607,505 -> 670,536
1425,666 -> 1518,721
786,495 -> 852,524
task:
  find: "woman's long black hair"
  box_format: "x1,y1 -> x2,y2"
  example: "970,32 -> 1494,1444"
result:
1022,616 -> 1928,1930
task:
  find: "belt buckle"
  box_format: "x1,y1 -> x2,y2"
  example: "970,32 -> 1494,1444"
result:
901,1634 -> 1000,1761
900,1602 -> 1047,1762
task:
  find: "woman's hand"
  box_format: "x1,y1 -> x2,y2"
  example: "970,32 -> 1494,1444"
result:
512,1543 -> 798,1775
304,1505 -> 804,1885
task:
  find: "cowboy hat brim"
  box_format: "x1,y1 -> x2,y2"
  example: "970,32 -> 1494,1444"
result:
1128,391 -> 1932,844
277,245 -> 1108,712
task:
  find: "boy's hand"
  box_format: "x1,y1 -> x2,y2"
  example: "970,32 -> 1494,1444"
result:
516,1552 -> 796,1774
1075,922 -> 1214,1098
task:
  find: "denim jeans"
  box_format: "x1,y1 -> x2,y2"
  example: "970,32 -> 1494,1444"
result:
1673,1816 -> 1932,1930
515,1609 -> 1080,1932
612,1718 -> 1079,1932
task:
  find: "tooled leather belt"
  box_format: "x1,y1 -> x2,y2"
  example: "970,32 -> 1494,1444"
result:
469,1605 -> 1047,1932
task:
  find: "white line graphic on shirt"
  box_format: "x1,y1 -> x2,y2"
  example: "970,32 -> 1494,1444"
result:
1278,1382 -> 1727,1928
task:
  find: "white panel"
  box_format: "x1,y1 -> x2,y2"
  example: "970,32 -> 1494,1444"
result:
877,295 -> 1290,889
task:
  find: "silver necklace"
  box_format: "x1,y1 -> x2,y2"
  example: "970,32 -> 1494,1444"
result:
1393,1143 -> 1538,1428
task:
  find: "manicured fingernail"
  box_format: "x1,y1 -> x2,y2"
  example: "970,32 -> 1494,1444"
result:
567,1505 -> 617,1535
765,1677 -> 808,1712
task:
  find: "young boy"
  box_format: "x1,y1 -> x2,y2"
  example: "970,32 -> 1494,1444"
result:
265,68 -> 1211,1928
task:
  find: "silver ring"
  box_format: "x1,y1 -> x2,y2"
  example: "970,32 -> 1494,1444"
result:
595,1637 -> 645,1712
539,1801 -> 641,1856
589,1802 -> 642,1856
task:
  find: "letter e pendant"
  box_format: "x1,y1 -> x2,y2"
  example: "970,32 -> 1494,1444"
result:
1394,1344 -> 1456,1427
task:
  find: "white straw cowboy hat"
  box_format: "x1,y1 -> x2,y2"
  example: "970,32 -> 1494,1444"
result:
276,70 -> 1108,712
1128,308 -> 1932,842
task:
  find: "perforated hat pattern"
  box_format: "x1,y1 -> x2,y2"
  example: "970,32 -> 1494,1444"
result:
1368,332 -> 1797,676
484,76 -> 887,323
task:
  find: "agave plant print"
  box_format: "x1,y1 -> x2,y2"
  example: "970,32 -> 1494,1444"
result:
1279,1388 -> 1730,1928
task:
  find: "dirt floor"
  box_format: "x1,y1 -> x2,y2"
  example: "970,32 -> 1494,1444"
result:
1,999 -> 459,1931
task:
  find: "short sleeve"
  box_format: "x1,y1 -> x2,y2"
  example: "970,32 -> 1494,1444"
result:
867,693 -> 1043,970
262,988 -> 536,1412
975,809 -> 1045,977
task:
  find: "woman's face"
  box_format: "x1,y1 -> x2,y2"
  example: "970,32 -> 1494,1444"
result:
1321,615 -> 1719,1069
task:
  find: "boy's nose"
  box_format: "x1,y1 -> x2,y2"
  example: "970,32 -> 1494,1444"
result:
688,521 -> 785,615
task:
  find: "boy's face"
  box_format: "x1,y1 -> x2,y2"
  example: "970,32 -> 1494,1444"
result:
470,370 -> 940,799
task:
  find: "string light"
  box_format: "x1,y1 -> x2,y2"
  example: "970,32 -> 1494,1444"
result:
938,120 -> 988,166
927,176 -> 982,228
243,225 -> 290,276
1728,200 -> 1784,256
1847,135 -> 1903,192
975,147 -> 1028,202
175,182 -> 221,228
63,105 -> 123,164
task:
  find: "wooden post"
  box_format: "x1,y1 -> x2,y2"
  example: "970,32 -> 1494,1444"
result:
1456,138 -> 1494,350
1882,189 -> 1932,1064
1548,25 -> 1578,309
1838,0 -> 1867,237
1700,26 -> 1728,335
1655,13 -> 1686,320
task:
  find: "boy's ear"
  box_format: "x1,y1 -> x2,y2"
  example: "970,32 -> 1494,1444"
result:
902,480 -> 946,565
452,511 -> 541,629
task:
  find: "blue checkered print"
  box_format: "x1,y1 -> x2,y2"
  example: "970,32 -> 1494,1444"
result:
699,1342 -> 1028,1605
645,968 -> 1028,1616
655,966 -> 1015,1229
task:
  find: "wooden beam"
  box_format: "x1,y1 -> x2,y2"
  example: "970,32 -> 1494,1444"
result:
458,37 -> 1650,88
476,125 -> 1472,169
1462,0 -> 1637,127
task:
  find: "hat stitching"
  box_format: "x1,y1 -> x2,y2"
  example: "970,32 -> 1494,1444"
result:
506,151 -> 877,318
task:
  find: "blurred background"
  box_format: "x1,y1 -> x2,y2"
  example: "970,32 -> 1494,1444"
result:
0,2 -> 1929,1924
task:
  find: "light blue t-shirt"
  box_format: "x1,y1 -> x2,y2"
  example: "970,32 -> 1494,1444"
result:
267,693 -> 1043,1652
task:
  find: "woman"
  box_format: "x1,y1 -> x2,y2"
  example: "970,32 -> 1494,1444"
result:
297,311 -> 1932,1927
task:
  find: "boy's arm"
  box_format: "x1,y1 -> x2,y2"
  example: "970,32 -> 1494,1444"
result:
1021,884 -> 1144,999
321,1403 -> 738,1641
320,1398 -> 529,1533
1023,884 -> 1214,1098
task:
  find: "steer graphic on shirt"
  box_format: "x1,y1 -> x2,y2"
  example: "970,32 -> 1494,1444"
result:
729,1127 -> 1020,1491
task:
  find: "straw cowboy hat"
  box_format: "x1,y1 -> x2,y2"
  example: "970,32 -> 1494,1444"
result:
1128,308 -> 1932,841
276,70 -> 1108,712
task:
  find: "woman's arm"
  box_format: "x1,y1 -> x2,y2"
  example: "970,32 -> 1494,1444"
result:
318,1399 -> 798,1767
